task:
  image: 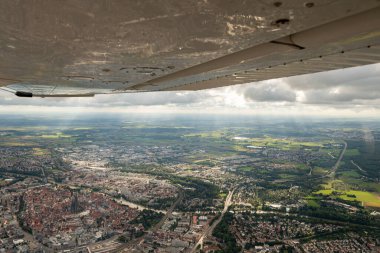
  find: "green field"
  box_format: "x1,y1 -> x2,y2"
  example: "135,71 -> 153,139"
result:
315,189 -> 380,207
33,148 -> 49,156
344,149 -> 360,156
40,132 -> 72,138
238,166 -> 255,172
231,137 -> 332,153
73,127 -> 94,130
1,142 -> 34,147
306,199 -> 320,208
184,130 -> 225,138
312,167 -> 329,176
219,193 -> 227,198
339,170 -> 361,179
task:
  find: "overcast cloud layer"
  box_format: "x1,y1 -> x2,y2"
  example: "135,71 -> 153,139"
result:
1,64 -> 380,117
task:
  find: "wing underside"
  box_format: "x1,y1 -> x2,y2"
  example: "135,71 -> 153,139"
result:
0,1 -> 379,97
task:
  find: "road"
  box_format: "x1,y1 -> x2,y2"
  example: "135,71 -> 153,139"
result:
328,152 -> 335,159
87,191 -> 184,253
329,141 -> 347,178
13,214 -> 53,253
308,141 -> 347,180
111,191 -> 184,253
40,167 -> 47,183
306,157 -> 319,176
351,160 -> 367,174
190,189 -> 234,253
319,141 -> 347,179
151,191 -> 183,232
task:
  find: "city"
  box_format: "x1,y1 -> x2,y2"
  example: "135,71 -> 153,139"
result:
0,115 -> 379,252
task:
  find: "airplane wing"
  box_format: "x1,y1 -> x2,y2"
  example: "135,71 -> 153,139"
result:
0,0 -> 379,97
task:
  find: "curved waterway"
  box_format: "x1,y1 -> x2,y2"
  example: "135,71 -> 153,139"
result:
115,198 -> 167,214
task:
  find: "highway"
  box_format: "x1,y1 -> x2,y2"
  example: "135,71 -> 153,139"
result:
113,191 -> 184,253
152,191 -> 183,232
87,191 -> 183,253
306,141 -> 347,180
190,189 -> 234,253
328,141 -> 347,178
313,141 -> 347,179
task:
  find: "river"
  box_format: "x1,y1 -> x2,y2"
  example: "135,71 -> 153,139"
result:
115,198 -> 167,214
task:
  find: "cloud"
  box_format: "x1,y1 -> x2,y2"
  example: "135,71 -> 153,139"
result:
234,63 -> 380,106
1,63 -> 380,117
284,64 -> 380,90
83,91 -> 205,107
0,90 -> 205,107
243,80 -> 297,102
302,82 -> 380,104
279,64 -> 380,105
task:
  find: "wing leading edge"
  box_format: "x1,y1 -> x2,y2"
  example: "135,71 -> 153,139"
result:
129,6 -> 380,92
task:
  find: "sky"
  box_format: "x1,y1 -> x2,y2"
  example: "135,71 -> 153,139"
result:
0,63 -> 380,118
